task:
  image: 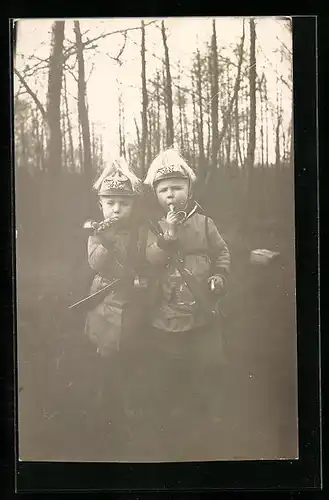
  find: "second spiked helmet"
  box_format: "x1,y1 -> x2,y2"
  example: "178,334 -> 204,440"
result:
144,148 -> 196,187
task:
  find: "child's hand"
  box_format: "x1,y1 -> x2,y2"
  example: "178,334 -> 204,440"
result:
165,205 -> 180,238
95,220 -> 107,232
208,275 -> 225,294
83,219 -> 99,231
96,218 -> 117,233
166,210 -> 180,226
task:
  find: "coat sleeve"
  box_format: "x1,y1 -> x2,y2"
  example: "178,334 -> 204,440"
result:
87,233 -> 118,274
207,218 -> 230,281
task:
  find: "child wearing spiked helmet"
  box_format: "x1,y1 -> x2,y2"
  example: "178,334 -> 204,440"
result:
82,157 -> 151,440
84,156 -> 149,355
144,148 -> 230,333
143,148 -> 230,445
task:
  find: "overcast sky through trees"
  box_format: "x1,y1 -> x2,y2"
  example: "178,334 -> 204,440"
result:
14,17 -> 292,167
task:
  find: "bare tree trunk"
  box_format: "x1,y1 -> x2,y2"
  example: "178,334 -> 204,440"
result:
33,108 -> 42,171
211,21 -> 219,170
95,136 -> 100,172
191,72 -> 197,170
141,20 -> 148,178
99,136 -> 104,170
183,107 -> 189,159
134,117 -> 141,148
118,90 -> 123,156
275,114 -> 281,168
205,50 -> 211,164
226,119 -> 232,166
162,67 -> 168,147
152,106 -> 157,159
207,86 -> 211,163
220,143 -> 225,166
30,108 -> 36,154
121,102 -> 126,158
92,123 -> 96,168
275,80 -> 282,169
280,90 -> 284,167
161,127 -> 166,150
246,18 -> 256,175
235,97 -> 243,167
147,106 -> 152,166
161,21 -> 174,147
20,120 -> 27,168
226,62 -> 232,167
241,18 -> 256,236
178,87 -> 184,152
78,121 -> 83,173
244,86 -> 249,162
218,21 -> 245,153
118,87 -> 126,159
225,64 -> 231,167
61,104 -> 67,171
156,71 -> 161,154
196,48 -> 205,166
64,72 -> 75,172
47,20 -> 65,177
40,122 -> 46,171
74,20 -> 92,182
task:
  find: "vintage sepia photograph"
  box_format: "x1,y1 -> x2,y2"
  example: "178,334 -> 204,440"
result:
14,16 -> 298,463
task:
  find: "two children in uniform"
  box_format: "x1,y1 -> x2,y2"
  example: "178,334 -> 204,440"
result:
83,148 -> 230,455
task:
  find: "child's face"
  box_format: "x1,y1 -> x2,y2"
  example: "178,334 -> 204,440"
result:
154,178 -> 189,211
99,196 -> 133,222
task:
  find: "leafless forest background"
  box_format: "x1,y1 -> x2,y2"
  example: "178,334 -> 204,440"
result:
14,18 -> 298,462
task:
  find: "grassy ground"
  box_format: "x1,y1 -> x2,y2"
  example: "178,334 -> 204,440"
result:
15,213 -> 299,463
14,167 -> 298,461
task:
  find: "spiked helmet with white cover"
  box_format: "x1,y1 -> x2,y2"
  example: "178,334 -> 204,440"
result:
93,156 -> 142,197
144,148 -> 196,189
